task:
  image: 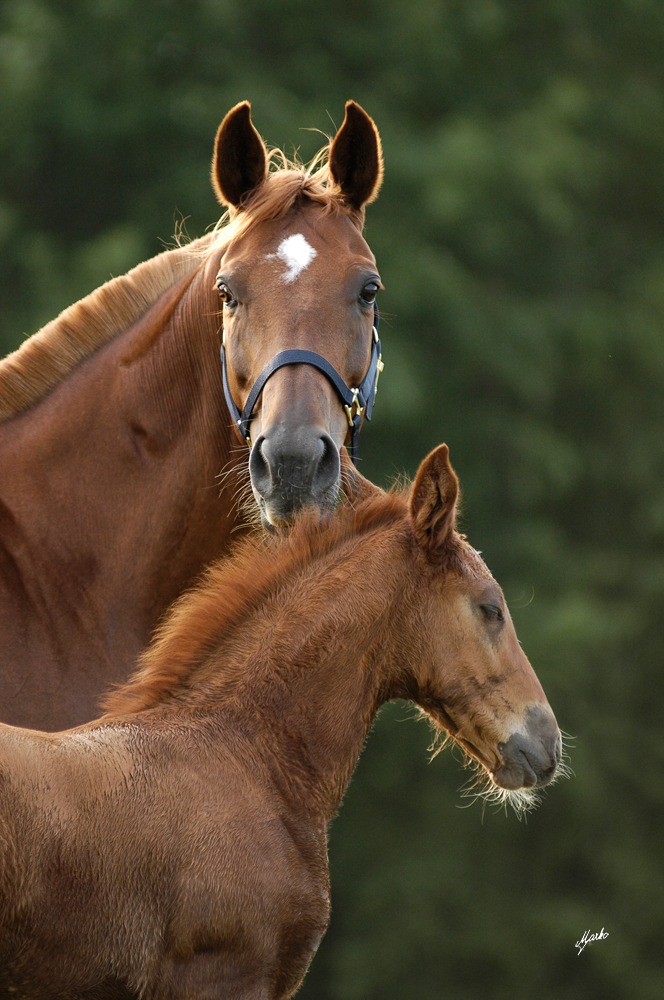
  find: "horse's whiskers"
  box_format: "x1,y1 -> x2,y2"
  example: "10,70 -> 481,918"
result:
215,456 -> 254,516
422,714 -> 570,821
232,476 -> 254,505
426,722 -> 454,761
235,479 -> 263,531
456,764 -> 541,821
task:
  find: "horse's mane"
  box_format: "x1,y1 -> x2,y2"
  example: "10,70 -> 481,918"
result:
0,241 -> 205,424
101,486 -> 409,718
0,143 -> 357,425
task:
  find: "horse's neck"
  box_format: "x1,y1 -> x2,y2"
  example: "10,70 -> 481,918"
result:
214,534 -> 414,821
0,258 -> 243,663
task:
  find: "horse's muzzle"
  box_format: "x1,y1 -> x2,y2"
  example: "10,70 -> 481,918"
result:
493,705 -> 562,790
249,426 -> 341,527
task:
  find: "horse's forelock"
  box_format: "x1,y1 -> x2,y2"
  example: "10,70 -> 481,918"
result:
206,144 -> 363,258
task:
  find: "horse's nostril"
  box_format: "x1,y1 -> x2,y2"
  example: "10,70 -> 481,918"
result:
315,434 -> 340,494
248,436 -> 272,493
249,427 -> 341,520
494,709 -> 562,791
516,750 -> 538,788
552,735 -> 562,766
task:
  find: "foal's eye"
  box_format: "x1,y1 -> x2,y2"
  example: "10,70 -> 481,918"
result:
480,603 -> 504,624
216,280 -> 237,308
360,281 -> 380,304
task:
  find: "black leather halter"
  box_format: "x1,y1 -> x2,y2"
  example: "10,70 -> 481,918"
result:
220,302 -> 383,465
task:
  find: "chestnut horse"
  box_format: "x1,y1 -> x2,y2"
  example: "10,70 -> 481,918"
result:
0,446 -> 561,998
0,101 -> 384,730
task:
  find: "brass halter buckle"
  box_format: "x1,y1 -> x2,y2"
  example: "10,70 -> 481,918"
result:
372,325 -> 384,397
344,388 -> 365,429
375,355 -> 384,394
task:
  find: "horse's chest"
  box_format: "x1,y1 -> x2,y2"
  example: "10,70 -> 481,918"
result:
165,815 -> 331,993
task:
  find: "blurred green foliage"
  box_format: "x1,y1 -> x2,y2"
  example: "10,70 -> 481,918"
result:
1,1 -> 663,995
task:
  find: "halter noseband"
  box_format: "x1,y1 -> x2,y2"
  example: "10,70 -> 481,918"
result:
220,302 -> 383,466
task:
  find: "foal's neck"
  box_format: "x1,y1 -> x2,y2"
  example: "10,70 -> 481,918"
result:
215,530 -> 413,820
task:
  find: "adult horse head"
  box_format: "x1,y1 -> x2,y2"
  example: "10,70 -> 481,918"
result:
210,101 -> 384,528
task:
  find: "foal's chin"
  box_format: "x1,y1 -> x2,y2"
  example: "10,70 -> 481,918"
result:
458,755 -> 558,820
444,708 -> 563,817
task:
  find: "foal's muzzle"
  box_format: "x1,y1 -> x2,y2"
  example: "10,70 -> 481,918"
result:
493,706 -> 562,790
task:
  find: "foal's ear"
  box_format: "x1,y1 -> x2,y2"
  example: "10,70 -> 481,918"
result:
409,445 -> 459,556
212,102 -> 268,208
329,101 -> 384,211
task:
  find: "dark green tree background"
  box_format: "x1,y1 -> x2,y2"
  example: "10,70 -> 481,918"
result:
1,1 -> 662,996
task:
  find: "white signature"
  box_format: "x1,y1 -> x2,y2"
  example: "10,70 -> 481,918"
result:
575,927 -> 609,955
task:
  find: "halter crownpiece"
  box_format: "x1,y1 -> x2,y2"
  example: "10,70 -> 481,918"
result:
220,301 -> 383,466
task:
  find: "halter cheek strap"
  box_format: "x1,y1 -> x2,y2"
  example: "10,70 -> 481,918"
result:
220,302 -> 383,466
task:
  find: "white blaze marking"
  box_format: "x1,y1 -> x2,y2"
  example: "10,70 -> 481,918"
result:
269,233 -> 317,283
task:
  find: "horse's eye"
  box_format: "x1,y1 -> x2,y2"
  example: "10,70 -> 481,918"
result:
480,603 -> 504,623
360,281 -> 380,304
216,280 -> 237,307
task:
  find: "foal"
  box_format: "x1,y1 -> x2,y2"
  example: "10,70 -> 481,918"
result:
0,446 -> 561,999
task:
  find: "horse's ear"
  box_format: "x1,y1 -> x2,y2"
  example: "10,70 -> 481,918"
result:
329,101 -> 384,211
212,102 -> 268,208
409,445 -> 459,556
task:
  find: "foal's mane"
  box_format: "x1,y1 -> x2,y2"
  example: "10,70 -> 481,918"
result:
0,144 -> 357,424
101,487 -> 408,717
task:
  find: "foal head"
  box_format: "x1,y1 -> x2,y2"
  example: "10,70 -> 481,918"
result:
391,446 -> 563,811
209,101 -> 383,529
